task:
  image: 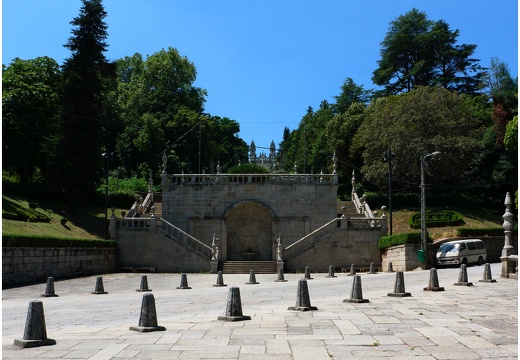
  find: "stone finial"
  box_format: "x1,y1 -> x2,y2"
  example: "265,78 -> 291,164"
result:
332,151 -> 337,174
294,162 -> 298,174
351,170 -> 356,194
162,151 -> 167,174
110,206 -> 116,218
217,162 -> 221,174
381,206 -> 387,218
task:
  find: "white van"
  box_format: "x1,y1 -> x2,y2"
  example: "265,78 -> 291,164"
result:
436,239 -> 486,266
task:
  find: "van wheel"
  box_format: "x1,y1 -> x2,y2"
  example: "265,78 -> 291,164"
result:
477,256 -> 484,266
462,258 -> 467,265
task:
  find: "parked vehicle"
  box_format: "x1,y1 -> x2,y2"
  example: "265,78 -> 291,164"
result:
436,239 -> 486,266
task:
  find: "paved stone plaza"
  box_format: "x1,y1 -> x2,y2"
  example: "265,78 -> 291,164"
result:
2,263 -> 517,359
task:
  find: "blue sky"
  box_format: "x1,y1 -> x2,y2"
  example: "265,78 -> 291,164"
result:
2,1 -> 518,153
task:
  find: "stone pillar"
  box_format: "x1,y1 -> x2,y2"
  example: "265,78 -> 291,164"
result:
501,192 -> 517,278
210,234 -> 219,274
276,234 -> 284,273
108,207 -> 117,240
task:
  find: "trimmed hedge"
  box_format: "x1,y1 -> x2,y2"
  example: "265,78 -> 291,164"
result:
2,234 -> 116,248
2,199 -> 51,223
408,210 -> 464,229
456,227 -> 517,237
378,232 -> 432,250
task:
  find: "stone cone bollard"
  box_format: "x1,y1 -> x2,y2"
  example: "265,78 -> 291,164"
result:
454,264 -> 473,286
479,263 -> 497,283
368,263 -> 377,274
387,271 -> 411,297
343,275 -> 369,303
275,268 -> 287,282
41,277 -> 59,297
14,300 -> 56,348
92,276 -> 108,294
387,262 -> 394,273
136,275 -> 152,292
423,268 -> 445,291
129,293 -> 166,332
213,271 -> 227,287
177,273 -> 192,289
288,279 -> 318,311
218,287 -> 251,321
304,266 -> 313,280
246,270 -> 259,284
326,265 -> 337,278
347,264 -> 356,276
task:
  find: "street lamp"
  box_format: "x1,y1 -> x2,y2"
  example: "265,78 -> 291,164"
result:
420,151 -> 441,267
383,147 -> 395,235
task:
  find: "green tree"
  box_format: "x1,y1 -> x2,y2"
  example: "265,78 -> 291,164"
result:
2,57 -> 61,183
332,78 -> 371,114
352,87 -> 485,190
372,8 -> 483,95
484,58 -> 518,146
504,115 -> 518,152
49,0 -> 115,207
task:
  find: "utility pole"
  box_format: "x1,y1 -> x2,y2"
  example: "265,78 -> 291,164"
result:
420,151 -> 441,267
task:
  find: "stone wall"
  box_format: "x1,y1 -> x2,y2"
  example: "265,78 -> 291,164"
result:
162,177 -> 338,259
381,244 -> 422,272
2,247 -> 116,288
285,227 -> 383,273
116,230 -> 211,273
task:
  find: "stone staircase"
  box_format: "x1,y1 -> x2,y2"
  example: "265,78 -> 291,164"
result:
221,261 -> 278,274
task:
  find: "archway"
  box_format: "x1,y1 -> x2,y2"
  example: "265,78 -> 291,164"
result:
226,201 -> 273,261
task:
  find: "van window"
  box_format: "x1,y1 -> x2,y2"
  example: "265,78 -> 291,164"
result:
439,243 -> 456,252
476,242 -> 485,249
467,242 -> 476,250
459,243 -> 466,250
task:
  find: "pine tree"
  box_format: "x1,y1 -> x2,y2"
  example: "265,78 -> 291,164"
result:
50,0 -> 114,208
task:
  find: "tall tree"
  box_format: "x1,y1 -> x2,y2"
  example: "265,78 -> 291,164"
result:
351,86 -> 485,190
485,58 -> 518,146
332,78 -> 371,114
372,8 -> 483,95
49,0 -> 115,207
2,57 -> 61,183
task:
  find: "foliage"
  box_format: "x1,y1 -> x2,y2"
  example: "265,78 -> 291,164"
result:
408,210 -> 465,229
2,196 -> 51,223
48,0 -> 116,208
2,57 -> 61,184
378,232 -> 431,250
503,115 -> 518,152
332,78 -> 371,114
456,227 -> 516,237
227,163 -> 269,174
2,234 -> 116,248
351,86 -> 485,190
114,48 -> 247,177
372,8 -> 483,95
280,101 -> 335,173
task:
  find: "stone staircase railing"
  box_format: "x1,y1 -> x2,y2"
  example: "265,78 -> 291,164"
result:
159,219 -> 213,259
283,218 -> 346,260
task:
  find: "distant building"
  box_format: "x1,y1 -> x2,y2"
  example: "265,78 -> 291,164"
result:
249,140 -> 277,170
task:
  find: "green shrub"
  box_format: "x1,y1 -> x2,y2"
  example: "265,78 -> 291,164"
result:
456,227 -> 518,237
408,210 -> 464,229
2,234 -> 116,248
227,163 -> 269,174
2,198 -> 51,223
378,232 -> 432,250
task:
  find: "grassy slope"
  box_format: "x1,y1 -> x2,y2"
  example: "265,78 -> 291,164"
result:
2,195 -> 111,239
2,194 -> 503,241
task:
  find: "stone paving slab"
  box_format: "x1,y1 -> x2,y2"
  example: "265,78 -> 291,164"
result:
2,263 -> 517,359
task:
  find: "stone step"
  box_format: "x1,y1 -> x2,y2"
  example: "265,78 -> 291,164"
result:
221,261 -> 278,274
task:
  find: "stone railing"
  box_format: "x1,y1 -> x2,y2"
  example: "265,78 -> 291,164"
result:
283,216 -> 387,260
163,172 -> 338,188
126,192 -> 154,218
160,219 -> 213,259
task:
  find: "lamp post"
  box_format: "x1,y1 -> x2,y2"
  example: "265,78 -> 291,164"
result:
420,151 -> 441,266
383,147 -> 395,235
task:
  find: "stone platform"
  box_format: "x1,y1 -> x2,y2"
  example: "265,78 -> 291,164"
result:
2,263 -> 517,359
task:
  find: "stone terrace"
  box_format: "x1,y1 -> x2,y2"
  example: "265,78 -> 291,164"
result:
2,263 -> 517,359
